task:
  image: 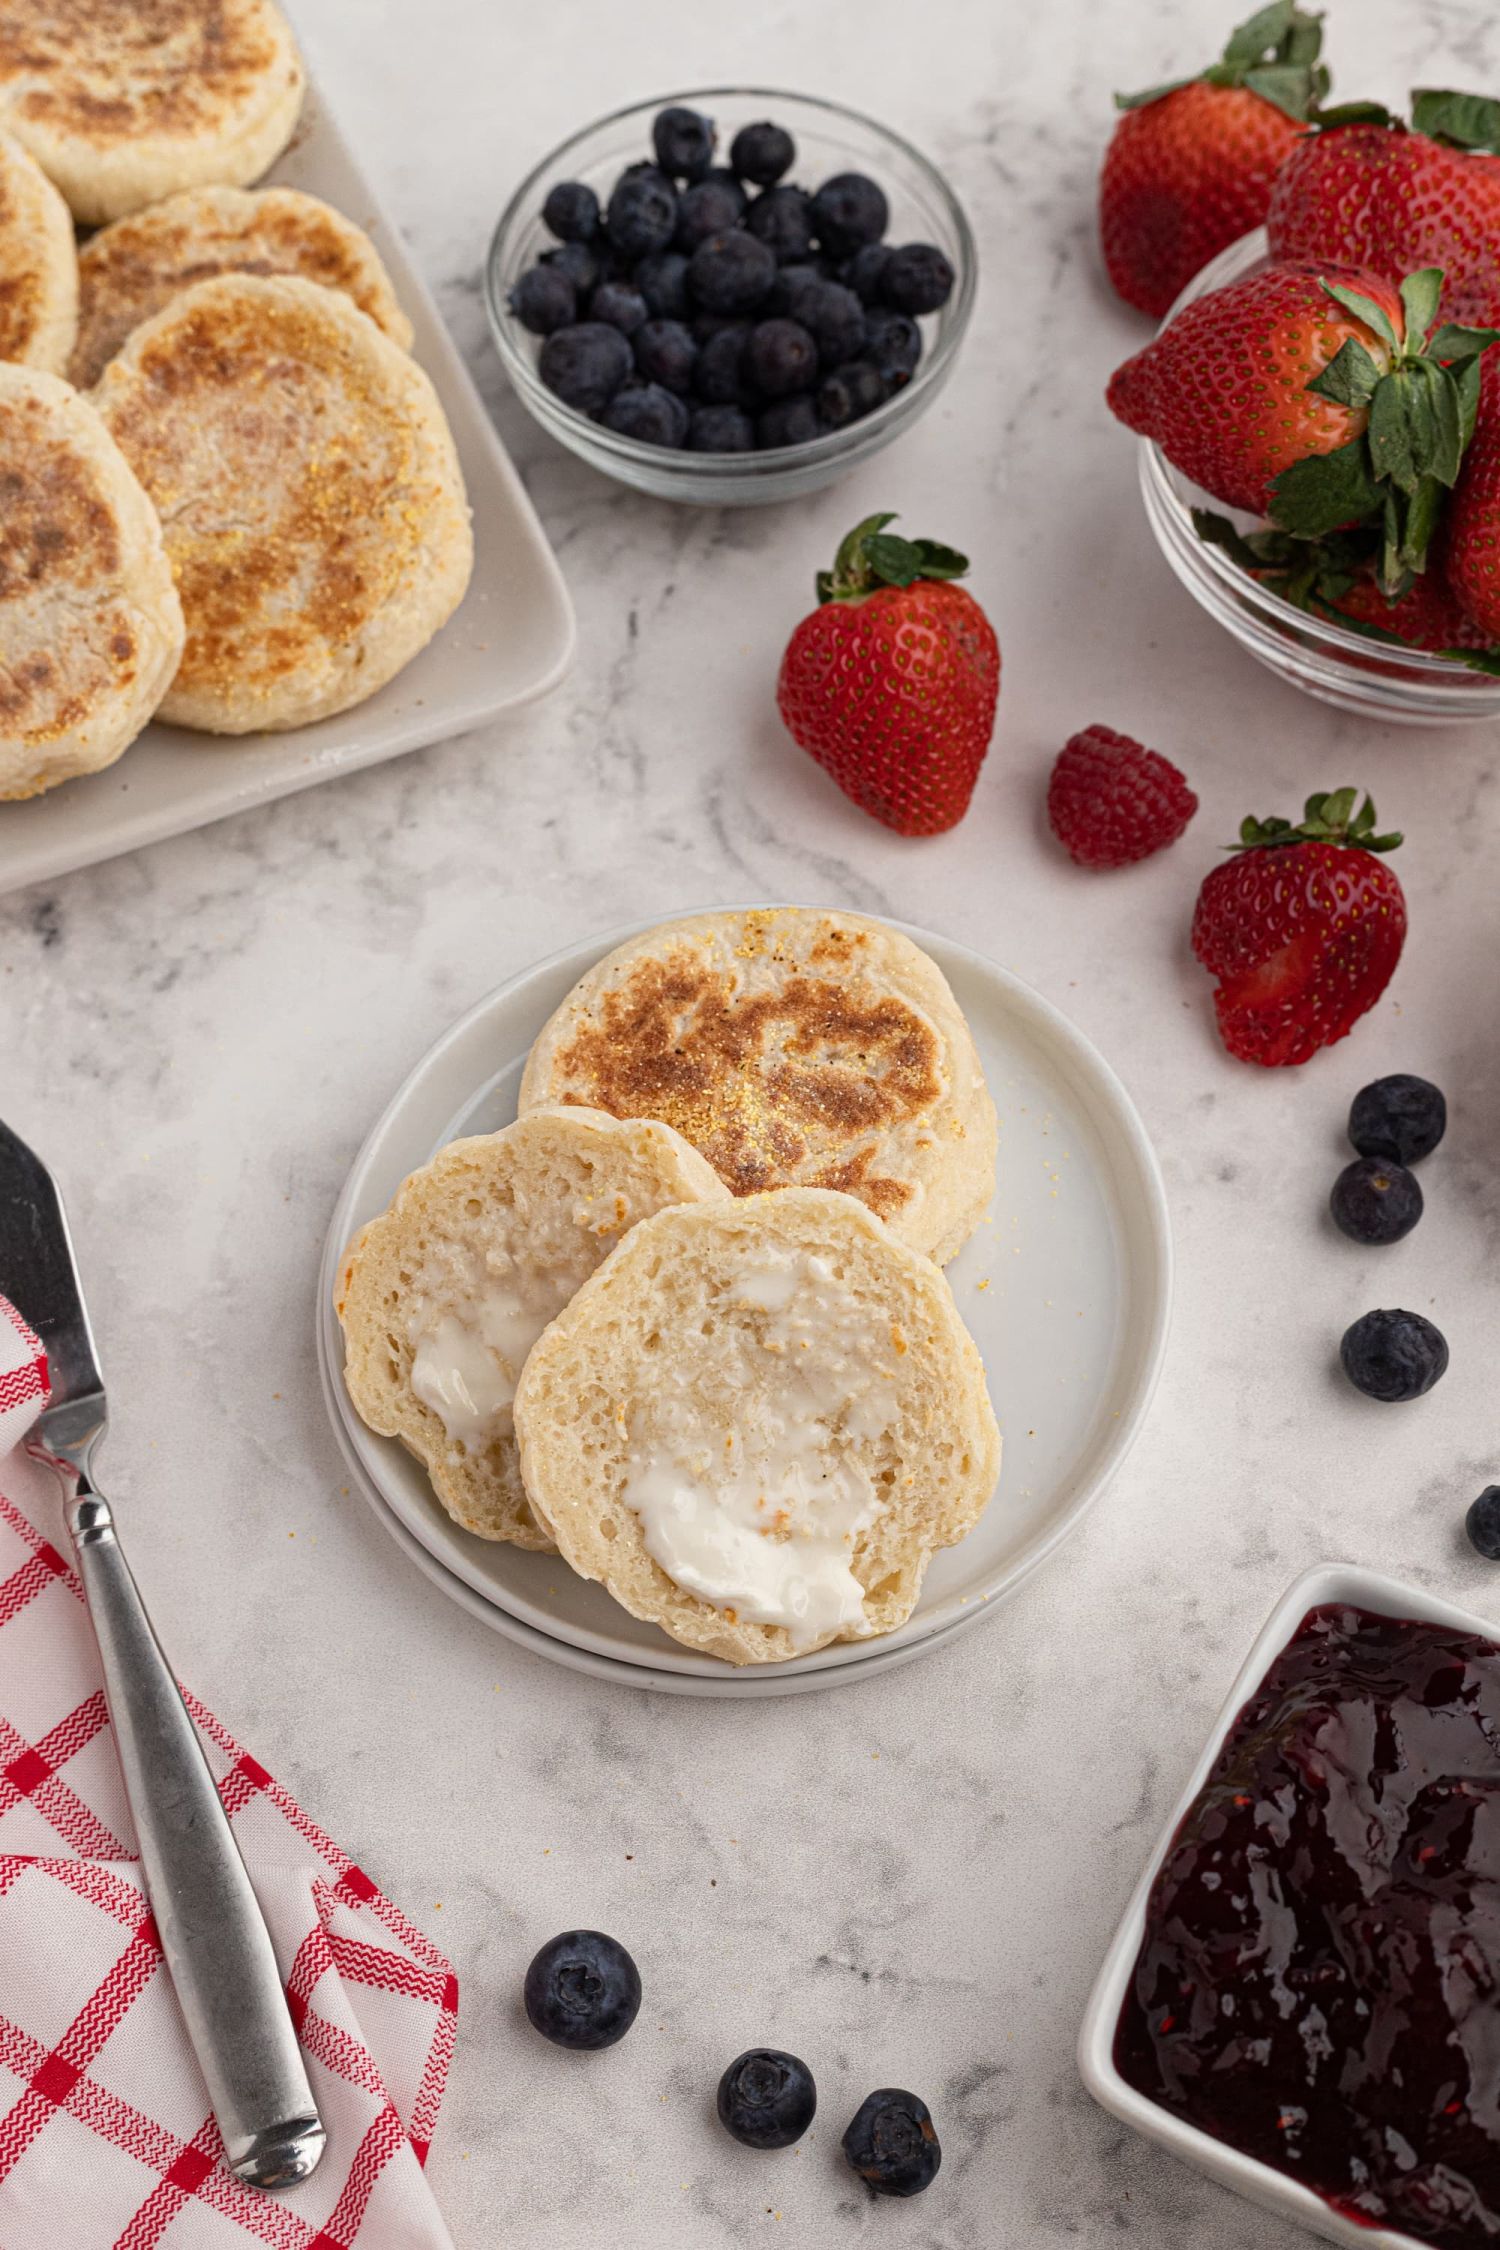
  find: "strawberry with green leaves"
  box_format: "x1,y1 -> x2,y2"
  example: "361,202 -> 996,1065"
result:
1191,789 -> 1406,1068
1100,0 -> 1330,319
1441,348 -> 1500,640
776,514 -> 999,837
1193,510 -> 1499,657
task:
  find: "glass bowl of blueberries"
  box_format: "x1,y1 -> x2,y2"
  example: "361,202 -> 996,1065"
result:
484,89 -> 975,504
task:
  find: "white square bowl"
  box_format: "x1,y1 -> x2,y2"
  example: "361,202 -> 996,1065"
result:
1078,1561 -> 1500,2250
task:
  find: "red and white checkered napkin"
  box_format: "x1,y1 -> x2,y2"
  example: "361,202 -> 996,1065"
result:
0,1299 -> 458,2250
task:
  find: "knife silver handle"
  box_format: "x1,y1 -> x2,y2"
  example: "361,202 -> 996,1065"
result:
66,1482 -> 326,2191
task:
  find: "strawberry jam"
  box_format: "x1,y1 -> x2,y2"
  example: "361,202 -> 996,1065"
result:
1115,1603 -> 1500,2246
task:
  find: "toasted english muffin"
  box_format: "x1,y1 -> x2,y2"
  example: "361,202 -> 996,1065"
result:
0,0 -> 304,227
336,1107 -> 729,1550
92,273 -> 472,733
0,129 -> 76,375
69,185 -> 412,389
520,907 -> 998,1265
514,1188 -> 1001,1665
0,365 -> 184,799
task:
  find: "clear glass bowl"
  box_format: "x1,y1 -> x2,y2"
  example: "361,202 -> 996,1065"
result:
1139,228 -> 1500,725
484,88 -> 976,507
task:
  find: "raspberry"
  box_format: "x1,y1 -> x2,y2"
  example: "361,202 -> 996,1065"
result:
1047,726 -> 1198,868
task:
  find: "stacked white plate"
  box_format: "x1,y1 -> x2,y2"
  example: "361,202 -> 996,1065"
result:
316,915 -> 1172,1697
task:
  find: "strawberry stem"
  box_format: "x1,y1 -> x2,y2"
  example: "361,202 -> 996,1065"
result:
1115,0 -> 1329,121
1229,789 -> 1402,853
815,513 -> 971,605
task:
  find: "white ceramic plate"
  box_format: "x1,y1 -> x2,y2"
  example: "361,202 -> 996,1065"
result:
0,81 -> 576,898
1079,1563 -> 1495,2248
316,911 -> 1172,1692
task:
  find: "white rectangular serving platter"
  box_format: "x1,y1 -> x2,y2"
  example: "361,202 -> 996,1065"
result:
1079,1562 -> 1498,2249
0,81 -> 576,898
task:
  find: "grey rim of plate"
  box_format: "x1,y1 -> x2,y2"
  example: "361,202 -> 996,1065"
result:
315,910 -> 1173,1694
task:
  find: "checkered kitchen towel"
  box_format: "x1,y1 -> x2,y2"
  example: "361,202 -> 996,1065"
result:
0,1298 -> 458,2249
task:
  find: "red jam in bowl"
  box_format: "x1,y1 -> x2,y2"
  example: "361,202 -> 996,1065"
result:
1115,1602 -> 1500,2247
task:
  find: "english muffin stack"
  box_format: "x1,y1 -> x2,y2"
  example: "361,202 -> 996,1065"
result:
0,0 -> 472,802
339,909 -> 1004,1666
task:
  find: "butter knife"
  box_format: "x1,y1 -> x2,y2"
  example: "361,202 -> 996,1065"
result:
0,1119 -> 326,2191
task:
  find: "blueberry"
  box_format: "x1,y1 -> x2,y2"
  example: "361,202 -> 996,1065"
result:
757,395 -> 821,447
537,321 -> 633,412
745,317 -> 817,399
746,184 -> 815,264
589,280 -> 648,334
633,316 -> 697,393
607,167 -> 678,260
599,380 -> 689,448
766,263 -> 821,319
542,240 -> 603,295
652,104 -> 716,182
635,251 -> 690,320
523,1930 -> 641,2050
1349,1074 -> 1447,1165
688,403 -> 756,451
703,165 -> 749,219
508,263 -> 577,335
688,229 -> 777,314
798,278 -> 865,366
694,321 -> 750,403
542,180 -> 600,244
817,358 -> 888,427
846,241 -> 894,304
881,242 -> 956,315
842,2089 -> 942,2198
730,120 -> 796,187
863,308 -> 923,387
1467,1486 -> 1500,1560
675,177 -> 744,252
810,172 -> 889,255
716,2049 -> 816,2148
1330,1157 -> 1423,1245
1340,1308 -> 1449,1402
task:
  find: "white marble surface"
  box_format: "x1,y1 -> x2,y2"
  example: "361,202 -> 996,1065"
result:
6,1 -> 1500,2242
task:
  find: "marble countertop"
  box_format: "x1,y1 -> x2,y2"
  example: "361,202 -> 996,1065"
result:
6,0 -> 1500,2242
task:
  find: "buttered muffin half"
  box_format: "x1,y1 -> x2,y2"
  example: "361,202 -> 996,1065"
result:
92,273 -> 472,733
69,185 -> 412,390
0,0 -> 305,226
514,1188 -> 1001,1665
336,1107 -> 728,1550
0,130 -> 77,375
520,908 -> 997,1265
0,365 -> 184,800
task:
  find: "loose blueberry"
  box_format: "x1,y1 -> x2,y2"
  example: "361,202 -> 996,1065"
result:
862,308 -> 923,387
542,240 -> 603,296
730,120 -> 796,187
537,321 -> 633,412
1340,1308 -> 1449,1402
607,167 -> 678,260
746,184 -> 815,264
757,395 -> 822,447
1467,1486 -> 1500,1560
599,380 -> 690,447
694,321 -> 751,404
675,177 -> 744,252
635,251 -> 691,320
881,241 -> 956,315
810,172 -> 889,255
523,1930 -> 641,2050
508,263 -> 577,335
817,358 -> 889,427
845,241 -> 894,304
1330,1157 -> 1423,1245
688,229 -> 777,314
542,180 -> 600,244
702,165 -> 749,219
1349,1074 -> 1447,1165
633,316 -> 697,393
842,2089 -> 942,2198
652,105 -> 716,182
687,403 -> 756,451
716,2049 -> 817,2148
745,317 -> 817,398
589,280 -> 649,335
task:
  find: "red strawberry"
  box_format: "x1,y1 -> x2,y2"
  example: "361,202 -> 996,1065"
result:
1101,2 -> 1328,320
1191,789 -> 1406,1067
776,513 -> 999,837
1047,726 -> 1198,868
1442,349 -> 1500,640
1327,561 -> 1495,651
1267,96 -> 1500,327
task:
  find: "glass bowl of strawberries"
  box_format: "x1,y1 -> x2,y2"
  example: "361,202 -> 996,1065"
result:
1136,229 -> 1500,724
